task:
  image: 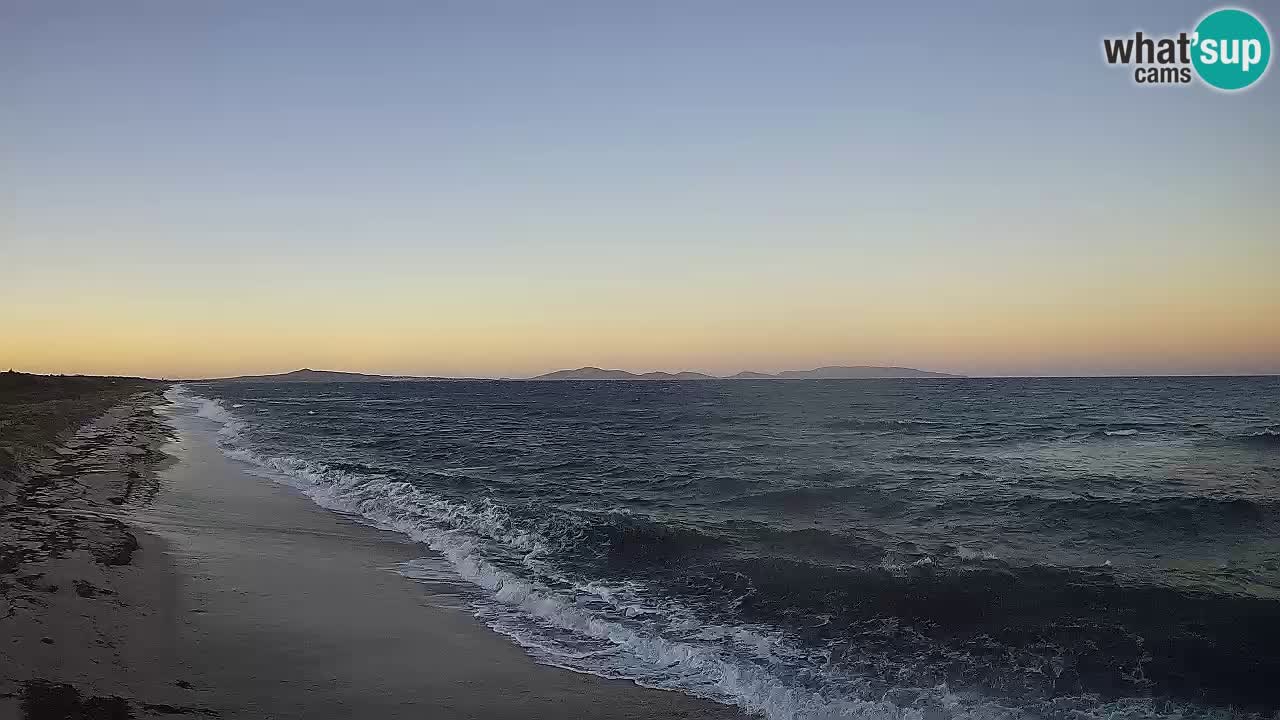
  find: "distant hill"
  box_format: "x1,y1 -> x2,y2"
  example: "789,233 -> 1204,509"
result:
530,367 -> 643,381
205,368 -> 461,383
728,371 -> 779,380
638,371 -> 719,380
201,366 -> 962,383
774,366 -> 961,379
527,366 -> 961,380
532,367 -> 722,381
531,367 -> 721,381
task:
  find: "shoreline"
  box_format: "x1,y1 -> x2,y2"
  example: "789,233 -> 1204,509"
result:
2,385 -> 745,718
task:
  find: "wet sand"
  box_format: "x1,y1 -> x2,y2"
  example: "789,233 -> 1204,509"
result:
127,397 -> 745,719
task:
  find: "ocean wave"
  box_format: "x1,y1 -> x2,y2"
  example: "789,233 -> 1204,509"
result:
720,479 -> 910,517
823,418 -> 941,434
701,553 -> 1280,709
736,525 -> 892,566
953,546 -> 1000,561
1237,429 -> 1280,447
190,390 -> 247,443
816,415 -> 1280,450
588,514 -> 728,564
1004,494 -> 1274,532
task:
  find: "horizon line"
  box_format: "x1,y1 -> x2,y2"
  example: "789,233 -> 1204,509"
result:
9,368 -> 1279,382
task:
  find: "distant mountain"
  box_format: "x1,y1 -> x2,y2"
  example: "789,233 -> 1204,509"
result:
528,366 -> 961,380
203,366 -> 961,383
728,371 -> 779,380
638,371 -> 719,380
774,366 -> 962,379
531,367 -> 644,381
206,368 -> 460,383
530,367 -> 722,381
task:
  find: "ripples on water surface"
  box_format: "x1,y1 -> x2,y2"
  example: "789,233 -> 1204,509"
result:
177,377 -> 1280,720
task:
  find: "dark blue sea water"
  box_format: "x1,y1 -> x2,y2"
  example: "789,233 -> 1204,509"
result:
176,378 -> 1280,720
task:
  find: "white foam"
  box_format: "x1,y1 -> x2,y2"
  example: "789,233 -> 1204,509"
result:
186,391 -> 247,443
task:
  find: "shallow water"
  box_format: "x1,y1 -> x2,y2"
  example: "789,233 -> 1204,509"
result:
175,377 -> 1280,720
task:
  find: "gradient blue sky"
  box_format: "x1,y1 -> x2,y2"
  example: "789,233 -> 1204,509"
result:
3,1 -> 1278,377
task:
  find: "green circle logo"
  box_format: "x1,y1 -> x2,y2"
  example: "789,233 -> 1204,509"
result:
1192,8 -> 1271,90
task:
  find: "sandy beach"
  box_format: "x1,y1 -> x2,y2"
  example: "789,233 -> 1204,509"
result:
1,381 -> 744,719
1,381 -> 190,718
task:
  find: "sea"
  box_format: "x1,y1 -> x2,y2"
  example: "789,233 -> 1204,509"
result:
170,377 -> 1280,720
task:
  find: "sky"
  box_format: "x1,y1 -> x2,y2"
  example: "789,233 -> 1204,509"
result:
3,1 -> 1278,378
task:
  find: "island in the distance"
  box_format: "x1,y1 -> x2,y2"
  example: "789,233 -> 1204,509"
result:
206,368 -> 463,383
197,366 -> 963,383
528,366 -> 963,380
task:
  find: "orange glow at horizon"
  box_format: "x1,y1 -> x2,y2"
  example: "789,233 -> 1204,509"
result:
6,238 -> 1278,379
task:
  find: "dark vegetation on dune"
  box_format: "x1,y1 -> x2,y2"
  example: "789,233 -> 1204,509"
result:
1,372 -> 163,467
1,371 -> 162,509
